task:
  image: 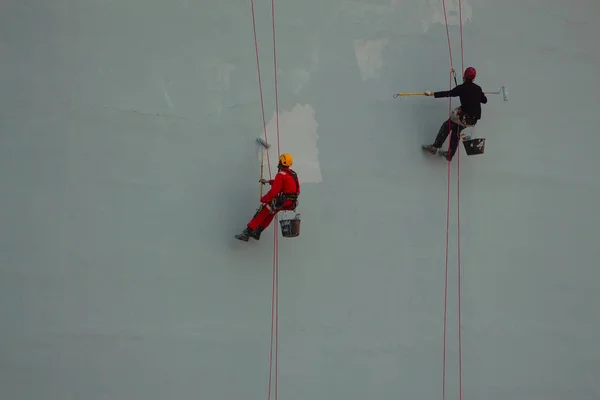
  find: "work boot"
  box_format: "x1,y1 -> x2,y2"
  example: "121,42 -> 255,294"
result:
248,226 -> 265,240
235,228 -> 251,242
439,150 -> 453,161
422,144 -> 439,155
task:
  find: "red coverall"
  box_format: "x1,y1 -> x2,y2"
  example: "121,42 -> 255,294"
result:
248,168 -> 300,231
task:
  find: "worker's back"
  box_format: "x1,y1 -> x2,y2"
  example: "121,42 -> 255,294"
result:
278,169 -> 300,195
457,80 -> 487,120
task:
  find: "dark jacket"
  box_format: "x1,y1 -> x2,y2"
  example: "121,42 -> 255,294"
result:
434,81 -> 487,120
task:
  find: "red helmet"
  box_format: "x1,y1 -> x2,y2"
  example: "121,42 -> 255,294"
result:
463,67 -> 476,80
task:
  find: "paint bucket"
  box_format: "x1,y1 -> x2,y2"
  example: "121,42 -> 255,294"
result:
463,138 -> 485,155
279,213 -> 301,238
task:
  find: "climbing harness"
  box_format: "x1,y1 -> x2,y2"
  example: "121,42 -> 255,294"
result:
451,107 -> 477,127
270,169 -> 300,212
274,169 -> 301,238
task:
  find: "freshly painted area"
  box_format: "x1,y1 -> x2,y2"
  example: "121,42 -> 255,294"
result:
422,0 -> 473,32
355,38 -> 389,81
262,103 -> 322,184
0,0 -> 599,399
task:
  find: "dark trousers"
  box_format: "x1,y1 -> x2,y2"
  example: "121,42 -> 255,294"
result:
433,119 -> 467,159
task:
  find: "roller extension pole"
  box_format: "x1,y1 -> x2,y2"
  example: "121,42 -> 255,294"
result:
396,86 -> 508,101
484,86 -> 508,101
256,137 -> 270,198
393,92 -> 427,98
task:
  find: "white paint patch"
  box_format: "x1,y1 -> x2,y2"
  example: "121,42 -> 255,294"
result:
354,38 -> 389,81
259,103 -> 322,184
421,0 -> 472,33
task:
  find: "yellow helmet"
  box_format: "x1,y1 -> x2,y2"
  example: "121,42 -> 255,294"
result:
279,153 -> 293,167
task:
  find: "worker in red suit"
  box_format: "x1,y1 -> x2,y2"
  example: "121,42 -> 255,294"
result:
235,153 -> 300,242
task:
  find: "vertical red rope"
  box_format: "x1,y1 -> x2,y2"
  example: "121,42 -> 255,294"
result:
442,80 -> 451,400
271,0 -> 281,157
442,170 -> 450,400
250,0 -> 272,180
268,228 -> 279,400
458,177 -> 464,381
249,0 -> 281,399
459,0 -> 465,73
267,243 -> 276,400
457,2 -> 465,400
270,0 -> 281,398
440,1 -> 455,400
273,231 -> 279,400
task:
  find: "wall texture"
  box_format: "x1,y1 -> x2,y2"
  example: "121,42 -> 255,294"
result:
1,0 -> 599,399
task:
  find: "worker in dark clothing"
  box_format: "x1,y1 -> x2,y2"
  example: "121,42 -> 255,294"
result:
422,67 -> 487,161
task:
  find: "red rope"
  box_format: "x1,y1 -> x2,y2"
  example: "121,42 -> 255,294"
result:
268,230 -> 279,400
250,0 -> 273,180
269,0 -> 281,399
442,80 -> 452,400
267,244 -> 276,400
273,231 -> 279,400
459,0 -> 465,73
271,0 -> 281,157
440,1 -> 454,399
457,2 -> 465,400
440,1 -> 466,399
249,0 -> 282,399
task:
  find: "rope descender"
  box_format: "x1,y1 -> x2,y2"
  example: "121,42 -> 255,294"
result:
450,66 -> 458,87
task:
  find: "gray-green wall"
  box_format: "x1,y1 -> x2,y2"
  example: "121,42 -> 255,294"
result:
1,0 -> 599,399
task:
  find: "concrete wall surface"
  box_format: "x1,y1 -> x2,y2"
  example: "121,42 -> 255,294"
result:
1,0 -> 599,399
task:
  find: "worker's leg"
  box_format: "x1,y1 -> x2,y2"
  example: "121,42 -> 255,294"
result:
423,118 -> 451,155
245,205 -> 281,240
247,205 -> 273,230
236,205 -> 272,241
237,200 -> 295,241
447,125 -> 463,159
250,199 -> 297,238
432,119 -> 452,148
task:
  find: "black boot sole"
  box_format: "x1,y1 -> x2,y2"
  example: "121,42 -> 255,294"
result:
235,234 -> 249,242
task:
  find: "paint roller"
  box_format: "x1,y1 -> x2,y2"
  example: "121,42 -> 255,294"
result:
393,85 -> 508,101
256,137 -> 270,149
485,86 -> 509,101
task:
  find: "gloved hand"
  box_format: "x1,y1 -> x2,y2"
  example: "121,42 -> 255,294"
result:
259,178 -> 270,184
424,91 -> 433,96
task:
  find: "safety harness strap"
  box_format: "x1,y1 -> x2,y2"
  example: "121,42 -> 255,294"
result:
272,168 -> 300,210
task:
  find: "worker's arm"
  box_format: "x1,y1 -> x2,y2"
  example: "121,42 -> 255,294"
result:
480,91 -> 488,104
260,173 -> 283,203
433,85 -> 462,98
